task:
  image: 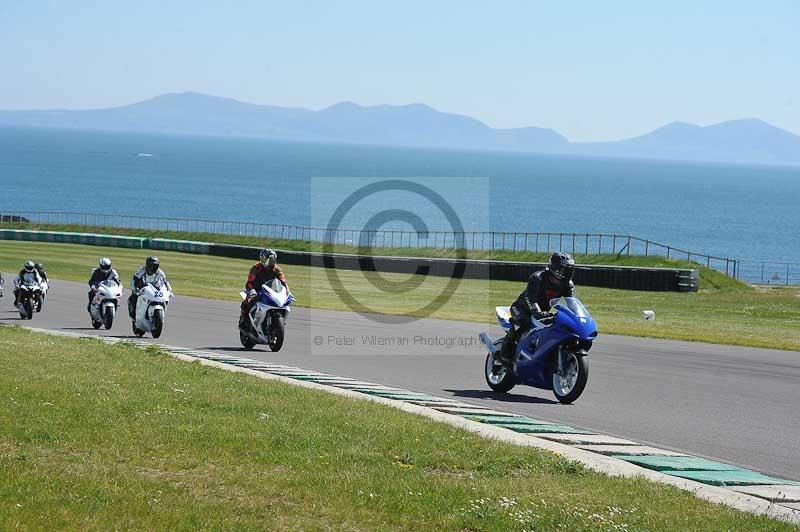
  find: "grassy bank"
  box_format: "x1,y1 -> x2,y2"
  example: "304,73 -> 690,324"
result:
0,326 -> 788,530
2,240 -> 799,351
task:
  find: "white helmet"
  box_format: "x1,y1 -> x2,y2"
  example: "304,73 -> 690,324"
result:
260,248 -> 277,268
99,257 -> 112,271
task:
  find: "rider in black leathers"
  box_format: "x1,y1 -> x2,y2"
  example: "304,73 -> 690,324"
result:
13,261 -> 42,306
34,263 -> 48,284
497,252 -> 576,364
87,257 -> 120,311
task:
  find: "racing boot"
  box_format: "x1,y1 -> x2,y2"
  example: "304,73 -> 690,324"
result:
238,300 -> 250,330
494,327 -> 516,369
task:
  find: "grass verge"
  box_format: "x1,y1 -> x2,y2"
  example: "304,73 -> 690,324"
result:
0,326 -> 789,530
2,240 -> 799,351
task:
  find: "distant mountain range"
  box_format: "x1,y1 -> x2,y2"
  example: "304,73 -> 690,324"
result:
1,92 -> 798,166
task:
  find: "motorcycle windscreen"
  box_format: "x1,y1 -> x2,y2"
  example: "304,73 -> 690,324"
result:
549,297 -> 589,318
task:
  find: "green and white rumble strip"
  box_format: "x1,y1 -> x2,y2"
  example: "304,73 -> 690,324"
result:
15,326 -> 800,524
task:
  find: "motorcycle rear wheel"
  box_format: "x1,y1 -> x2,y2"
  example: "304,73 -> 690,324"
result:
485,352 -> 515,393
132,321 -> 145,338
239,328 -> 257,349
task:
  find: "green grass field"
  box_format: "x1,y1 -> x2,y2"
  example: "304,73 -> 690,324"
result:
0,326 -> 788,530
2,240 -> 799,351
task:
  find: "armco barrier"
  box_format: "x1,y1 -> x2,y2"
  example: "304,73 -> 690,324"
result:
149,238 -> 212,254
0,229 -> 145,249
1,230 -> 699,292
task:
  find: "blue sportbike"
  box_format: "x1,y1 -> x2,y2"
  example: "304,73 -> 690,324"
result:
480,297 -> 598,403
238,279 -> 294,351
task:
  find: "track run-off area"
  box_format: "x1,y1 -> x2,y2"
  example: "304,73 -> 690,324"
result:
2,275 -> 798,485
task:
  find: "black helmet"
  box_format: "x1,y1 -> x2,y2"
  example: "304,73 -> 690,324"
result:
145,256 -> 160,275
548,252 -> 575,282
99,257 -> 112,271
24,260 -> 35,272
260,248 -> 277,268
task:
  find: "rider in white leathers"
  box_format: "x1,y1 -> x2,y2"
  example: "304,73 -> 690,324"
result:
128,256 -> 172,318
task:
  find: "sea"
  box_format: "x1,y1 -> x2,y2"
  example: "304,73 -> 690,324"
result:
1,126 -> 799,265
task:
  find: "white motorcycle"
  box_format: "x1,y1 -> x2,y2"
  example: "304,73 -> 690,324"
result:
132,280 -> 173,338
36,279 -> 49,312
238,279 -> 294,351
89,279 -> 123,330
15,281 -> 43,320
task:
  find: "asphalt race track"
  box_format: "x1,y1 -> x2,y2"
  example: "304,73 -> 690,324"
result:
2,275 -> 798,482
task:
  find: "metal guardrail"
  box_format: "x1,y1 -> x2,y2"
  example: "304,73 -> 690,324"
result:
1,210 -> 797,285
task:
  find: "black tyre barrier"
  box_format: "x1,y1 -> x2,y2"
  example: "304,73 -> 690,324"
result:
208,246 -> 699,292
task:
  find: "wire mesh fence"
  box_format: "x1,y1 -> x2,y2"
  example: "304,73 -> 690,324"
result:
1,210 -> 796,285
735,261 -> 800,286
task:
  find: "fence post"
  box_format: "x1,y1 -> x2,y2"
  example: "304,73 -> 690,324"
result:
787,264 -> 791,286
627,236 -> 631,255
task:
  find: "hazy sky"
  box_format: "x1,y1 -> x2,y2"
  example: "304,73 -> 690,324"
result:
1,1 -> 798,141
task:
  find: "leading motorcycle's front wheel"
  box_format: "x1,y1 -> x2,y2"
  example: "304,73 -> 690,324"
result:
484,352 -> 515,393
268,314 -> 285,352
152,309 -> 164,339
552,352 -> 589,404
103,305 -> 115,330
